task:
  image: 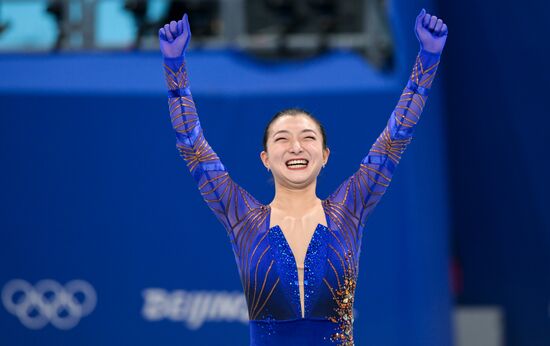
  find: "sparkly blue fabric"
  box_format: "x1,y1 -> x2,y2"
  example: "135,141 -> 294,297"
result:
250,319 -> 339,346
162,50 -> 441,345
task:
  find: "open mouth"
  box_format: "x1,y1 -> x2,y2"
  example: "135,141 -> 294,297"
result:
285,159 -> 309,170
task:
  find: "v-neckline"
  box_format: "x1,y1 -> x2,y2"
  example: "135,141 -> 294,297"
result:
266,202 -> 329,258
266,202 -> 330,318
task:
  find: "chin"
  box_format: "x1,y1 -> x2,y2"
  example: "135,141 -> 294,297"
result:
283,173 -> 319,187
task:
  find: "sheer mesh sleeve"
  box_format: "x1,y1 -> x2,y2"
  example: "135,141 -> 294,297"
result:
326,49 -> 441,234
163,57 -> 264,248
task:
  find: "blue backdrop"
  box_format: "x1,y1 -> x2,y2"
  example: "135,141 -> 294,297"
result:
439,1 -> 550,345
0,2 -> 453,345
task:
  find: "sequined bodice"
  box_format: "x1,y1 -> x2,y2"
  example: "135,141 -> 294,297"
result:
267,204 -> 328,319
162,49 -> 441,345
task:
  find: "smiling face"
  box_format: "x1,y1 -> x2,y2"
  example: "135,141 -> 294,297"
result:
260,114 -> 330,190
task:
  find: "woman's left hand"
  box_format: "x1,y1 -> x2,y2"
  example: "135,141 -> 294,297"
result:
415,9 -> 448,54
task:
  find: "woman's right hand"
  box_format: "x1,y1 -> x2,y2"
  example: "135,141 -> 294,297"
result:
159,13 -> 191,58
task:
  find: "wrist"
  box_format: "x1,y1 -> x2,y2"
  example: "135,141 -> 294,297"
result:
419,48 -> 441,58
163,55 -> 186,75
163,55 -> 189,92
163,54 -> 185,64
417,48 -> 441,70
409,48 -> 441,90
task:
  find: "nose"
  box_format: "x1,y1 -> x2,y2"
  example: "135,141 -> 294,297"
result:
289,139 -> 303,153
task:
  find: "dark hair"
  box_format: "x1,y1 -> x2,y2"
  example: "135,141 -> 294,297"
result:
262,108 -> 328,151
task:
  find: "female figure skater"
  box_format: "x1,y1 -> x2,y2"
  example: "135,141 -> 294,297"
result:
159,9 -> 447,346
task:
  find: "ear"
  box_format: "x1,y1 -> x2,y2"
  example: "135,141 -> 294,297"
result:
260,150 -> 270,169
323,147 -> 331,165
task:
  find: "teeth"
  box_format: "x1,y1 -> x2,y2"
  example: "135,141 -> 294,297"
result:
286,159 -> 308,166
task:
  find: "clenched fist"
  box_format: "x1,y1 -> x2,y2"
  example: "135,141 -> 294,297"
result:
159,13 -> 191,58
415,9 -> 448,54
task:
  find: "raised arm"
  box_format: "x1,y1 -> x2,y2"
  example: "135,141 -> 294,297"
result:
326,9 -> 448,232
160,15 -> 264,247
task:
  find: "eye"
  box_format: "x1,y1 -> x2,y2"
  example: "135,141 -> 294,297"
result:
305,136 -> 316,140
274,137 -> 287,142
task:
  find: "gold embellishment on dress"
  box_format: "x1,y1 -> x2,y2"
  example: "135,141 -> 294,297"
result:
163,62 -> 189,90
370,127 -> 412,165
250,247 -> 271,310
246,230 -> 270,298
327,250 -> 357,345
410,54 -> 439,88
252,277 -> 280,320
176,133 -> 220,171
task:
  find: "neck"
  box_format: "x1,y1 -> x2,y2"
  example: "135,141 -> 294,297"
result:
270,180 -> 320,212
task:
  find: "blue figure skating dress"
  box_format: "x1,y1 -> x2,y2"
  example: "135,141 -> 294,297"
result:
162,49 -> 441,345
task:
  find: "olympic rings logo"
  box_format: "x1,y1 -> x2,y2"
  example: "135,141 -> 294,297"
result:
1,279 -> 97,330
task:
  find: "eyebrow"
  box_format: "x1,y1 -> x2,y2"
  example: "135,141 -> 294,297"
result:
273,129 -> 317,137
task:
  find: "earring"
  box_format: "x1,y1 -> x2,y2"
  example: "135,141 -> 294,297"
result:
267,167 -> 270,172
323,163 -> 326,169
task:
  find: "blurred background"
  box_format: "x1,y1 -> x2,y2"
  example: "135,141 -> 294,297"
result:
0,0 -> 548,345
